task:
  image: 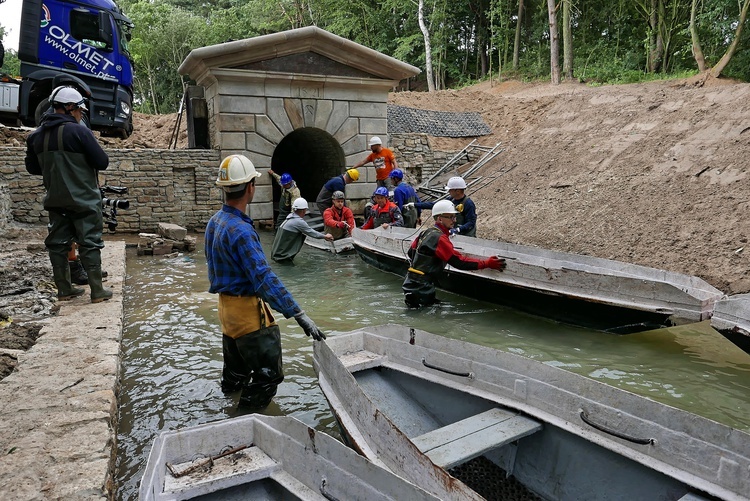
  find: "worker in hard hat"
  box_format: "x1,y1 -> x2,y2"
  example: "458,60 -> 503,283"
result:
416,176 -> 477,237
389,169 -> 422,228
268,169 -> 300,230
352,136 -> 399,190
25,85 -> 113,304
402,199 -> 506,308
323,191 -> 355,240
271,198 -> 334,262
205,155 -> 327,411
361,186 -> 404,230
315,168 -> 359,215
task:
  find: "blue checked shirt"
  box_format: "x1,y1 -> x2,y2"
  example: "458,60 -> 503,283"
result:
205,205 -> 302,318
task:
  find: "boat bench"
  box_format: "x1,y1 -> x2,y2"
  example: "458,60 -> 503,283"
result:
412,407 -> 542,469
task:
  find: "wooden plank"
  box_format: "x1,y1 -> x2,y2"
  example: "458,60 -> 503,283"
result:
413,408 -> 542,470
164,446 -> 279,493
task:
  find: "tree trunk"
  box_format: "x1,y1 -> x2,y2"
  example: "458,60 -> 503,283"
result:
418,0 -> 436,92
513,0 -> 524,70
689,0 -> 707,72
710,0 -> 750,77
547,0 -> 561,84
562,0 -> 573,80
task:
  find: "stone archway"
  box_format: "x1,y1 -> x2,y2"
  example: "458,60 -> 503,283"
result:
179,26 -> 420,220
271,128 -> 345,213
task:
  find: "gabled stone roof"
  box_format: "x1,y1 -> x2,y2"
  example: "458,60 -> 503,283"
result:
179,26 -> 420,82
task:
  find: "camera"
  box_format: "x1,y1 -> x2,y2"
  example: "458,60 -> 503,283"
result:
100,185 -> 131,232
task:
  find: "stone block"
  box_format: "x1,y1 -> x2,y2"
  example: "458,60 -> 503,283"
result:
346,182 -> 377,200
333,117 -> 359,145
217,95 -> 265,114
247,201 -> 273,220
302,98 -> 317,128
158,223 -> 187,241
253,184 -> 273,204
264,80 -> 293,98
283,98 -> 304,130
267,99 -> 294,135
314,100 -> 333,130
256,115 -> 285,144
218,81 -> 266,97
327,101 -> 349,136
217,113 -> 256,132
350,101 -> 387,118
245,133 -> 276,156
152,242 -> 173,256
219,132 -> 246,150
360,119 -> 387,134
322,85 -> 385,103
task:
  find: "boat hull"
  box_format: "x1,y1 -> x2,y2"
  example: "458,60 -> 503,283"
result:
352,227 -> 723,333
304,236 -> 354,253
139,414 -> 439,500
314,324 -> 750,501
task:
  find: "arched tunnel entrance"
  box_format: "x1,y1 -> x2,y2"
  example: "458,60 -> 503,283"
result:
271,127 -> 345,216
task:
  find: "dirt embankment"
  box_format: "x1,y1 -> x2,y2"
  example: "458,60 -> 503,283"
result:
2,76 -> 749,376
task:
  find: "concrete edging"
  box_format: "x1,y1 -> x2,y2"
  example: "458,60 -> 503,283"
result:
0,242 -> 126,500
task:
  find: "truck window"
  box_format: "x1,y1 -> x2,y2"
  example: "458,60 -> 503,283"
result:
70,10 -> 112,51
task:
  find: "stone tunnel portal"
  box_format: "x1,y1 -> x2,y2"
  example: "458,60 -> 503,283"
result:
271,127 -> 345,215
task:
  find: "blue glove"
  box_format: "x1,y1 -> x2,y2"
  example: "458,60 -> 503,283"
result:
294,311 -> 326,341
450,227 -> 460,235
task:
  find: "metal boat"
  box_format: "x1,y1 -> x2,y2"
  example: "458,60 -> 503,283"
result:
313,324 -> 750,501
352,226 -> 724,332
139,414 -> 438,500
303,236 -> 354,254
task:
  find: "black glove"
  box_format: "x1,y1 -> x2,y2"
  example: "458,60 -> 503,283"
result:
294,311 -> 326,341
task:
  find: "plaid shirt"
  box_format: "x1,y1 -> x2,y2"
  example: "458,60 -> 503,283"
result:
205,205 -> 301,318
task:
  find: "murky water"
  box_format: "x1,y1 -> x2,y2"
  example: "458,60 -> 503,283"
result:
115,232 -> 750,500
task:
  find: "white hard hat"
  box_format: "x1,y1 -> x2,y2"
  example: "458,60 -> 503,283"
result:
49,86 -> 88,111
368,136 -> 383,146
216,155 -> 261,192
292,198 -> 309,211
446,176 -> 467,190
432,199 -> 458,216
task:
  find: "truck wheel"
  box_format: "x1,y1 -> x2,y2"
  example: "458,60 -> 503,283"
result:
34,99 -> 52,125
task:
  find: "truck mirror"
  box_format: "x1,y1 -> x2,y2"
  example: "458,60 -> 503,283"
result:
98,11 -> 113,45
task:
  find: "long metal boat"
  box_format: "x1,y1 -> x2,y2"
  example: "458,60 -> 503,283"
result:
139,414 -> 438,500
352,227 -> 724,332
313,324 -> 750,501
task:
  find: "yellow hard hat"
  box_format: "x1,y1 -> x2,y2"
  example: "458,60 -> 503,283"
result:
346,168 -> 360,182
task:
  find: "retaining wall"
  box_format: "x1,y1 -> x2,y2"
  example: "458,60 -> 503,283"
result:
0,136 -> 468,232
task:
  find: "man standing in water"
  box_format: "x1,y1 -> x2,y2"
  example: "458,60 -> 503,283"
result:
205,154 -> 326,411
403,200 -> 506,308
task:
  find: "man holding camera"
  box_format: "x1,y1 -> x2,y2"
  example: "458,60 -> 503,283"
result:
25,86 -> 112,303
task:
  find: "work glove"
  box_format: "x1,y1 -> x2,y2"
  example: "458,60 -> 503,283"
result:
449,227 -> 461,235
404,202 -> 415,208
294,311 -> 326,341
480,255 -> 507,272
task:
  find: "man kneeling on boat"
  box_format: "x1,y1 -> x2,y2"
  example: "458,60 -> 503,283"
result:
403,199 -> 506,308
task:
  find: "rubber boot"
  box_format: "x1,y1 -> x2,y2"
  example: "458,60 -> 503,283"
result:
69,259 -> 89,285
79,253 -> 113,303
50,253 -> 85,300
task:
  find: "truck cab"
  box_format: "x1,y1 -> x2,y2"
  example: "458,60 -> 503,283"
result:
17,0 -> 134,137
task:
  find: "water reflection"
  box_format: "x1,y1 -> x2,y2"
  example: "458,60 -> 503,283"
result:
115,232 -> 750,500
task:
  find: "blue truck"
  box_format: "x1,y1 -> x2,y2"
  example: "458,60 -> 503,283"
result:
1,0 -> 134,137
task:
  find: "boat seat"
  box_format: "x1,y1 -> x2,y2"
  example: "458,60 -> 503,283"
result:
412,407 -> 542,469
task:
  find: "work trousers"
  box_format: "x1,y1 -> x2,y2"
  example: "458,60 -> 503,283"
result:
45,207 -> 104,263
402,273 -> 439,308
222,326 -> 284,410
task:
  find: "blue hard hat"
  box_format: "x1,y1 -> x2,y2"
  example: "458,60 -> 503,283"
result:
280,173 -> 293,185
373,186 -> 389,197
389,169 -> 404,180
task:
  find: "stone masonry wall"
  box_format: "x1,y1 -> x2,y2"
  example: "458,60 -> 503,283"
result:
1,147 -> 220,232
0,138 -> 459,232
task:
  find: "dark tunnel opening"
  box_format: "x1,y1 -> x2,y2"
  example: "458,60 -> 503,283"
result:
271,127 -> 345,216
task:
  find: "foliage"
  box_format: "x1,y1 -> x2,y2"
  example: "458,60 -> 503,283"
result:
109,0 -> 750,113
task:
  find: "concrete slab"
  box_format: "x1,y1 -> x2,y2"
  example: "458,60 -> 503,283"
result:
0,242 -> 125,500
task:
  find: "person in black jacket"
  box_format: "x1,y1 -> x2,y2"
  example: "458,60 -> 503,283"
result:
25,86 -> 112,303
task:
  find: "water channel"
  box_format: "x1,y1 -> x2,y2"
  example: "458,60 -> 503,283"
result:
115,231 -> 750,500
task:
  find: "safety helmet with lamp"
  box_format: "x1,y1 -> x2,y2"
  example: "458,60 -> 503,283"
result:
332,191 -> 345,200
432,199 -> 458,216
346,169 -> 360,181
446,176 -> 467,190
280,173 -> 293,185
368,136 -> 383,147
389,169 -> 404,180
373,186 -> 389,197
216,155 -> 261,192
292,198 -> 309,211
49,86 -> 88,111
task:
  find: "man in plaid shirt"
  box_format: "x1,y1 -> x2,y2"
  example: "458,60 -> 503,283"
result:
205,155 -> 326,410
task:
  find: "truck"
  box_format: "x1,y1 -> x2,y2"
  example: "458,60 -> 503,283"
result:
0,0 -> 134,137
